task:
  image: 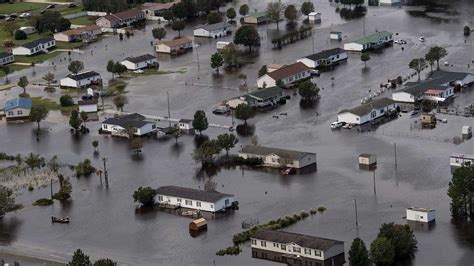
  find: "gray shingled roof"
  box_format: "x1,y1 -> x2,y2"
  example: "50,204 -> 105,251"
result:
339,98 -> 395,116
102,113 -> 149,129
21,37 -> 54,49
252,230 -> 343,251
195,22 -> 231,31
0,52 -> 12,59
240,145 -> 314,160
400,71 -> 474,96
156,186 -> 234,203
246,86 -> 282,100
123,54 -> 156,64
304,48 -> 346,61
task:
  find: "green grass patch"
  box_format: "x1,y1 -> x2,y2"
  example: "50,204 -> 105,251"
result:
56,41 -> 84,50
31,96 -> 76,112
106,80 -> 128,94
15,50 -> 62,64
0,2 -> 48,13
70,16 -> 96,26
60,6 -> 84,16
0,64 -> 30,77
123,68 -> 187,79
0,84 -> 15,91
33,198 -> 54,206
0,31 -> 52,53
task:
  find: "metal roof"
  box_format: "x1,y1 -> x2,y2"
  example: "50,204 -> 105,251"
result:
240,145 -> 315,160
339,97 -> 395,116
252,230 -> 343,251
0,52 -> 12,59
123,54 -> 156,64
246,86 -> 282,100
351,31 -> 392,45
65,71 -> 101,81
195,22 -> 231,31
303,48 -> 346,61
156,186 -> 234,203
4,97 -> 32,111
102,113 -> 150,129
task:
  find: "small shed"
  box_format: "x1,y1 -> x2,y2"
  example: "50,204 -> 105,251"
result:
308,12 -> 321,22
189,218 -> 207,231
421,113 -> 436,129
330,31 -> 342,41
178,119 -> 193,132
406,207 -> 435,223
462,125 -> 472,140
359,153 -> 377,170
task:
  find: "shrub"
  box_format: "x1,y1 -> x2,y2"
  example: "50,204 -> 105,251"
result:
52,191 -> 70,201
278,98 -> 287,104
33,198 -> 54,206
75,159 -> 96,177
28,185 -> 34,191
216,246 -> 241,256
14,30 -> 27,40
318,206 -> 326,213
300,211 -> 309,218
60,95 -> 74,107
310,208 -> 317,215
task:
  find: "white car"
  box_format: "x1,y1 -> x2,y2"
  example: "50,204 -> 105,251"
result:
418,36 -> 426,42
331,121 -> 344,129
19,13 -> 30,18
133,69 -> 144,74
394,39 -> 407,44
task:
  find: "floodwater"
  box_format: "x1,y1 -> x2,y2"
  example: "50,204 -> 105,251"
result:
1,0 -> 473,265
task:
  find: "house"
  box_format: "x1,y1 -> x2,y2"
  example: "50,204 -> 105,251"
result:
54,25 -> 102,43
344,31 -> 393,52
379,0 -> 400,5
406,207 -> 435,223
141,1 -> 177,19
392,71 -> 474,103
251,230 -> 345,266
308,12 -> 321,22
450,153 -> 474,168
60,71 -> 102,88
462,126 -> 472,140
120,54 -> 157,70
178,119 -> 193,131
297,48 -> 348,69
0,52 -> 14,66
239,145 -> 317,169
257,62 -> 311,88
12,37 -> 56,56
193,22 -> 231,38
337,98 -> 399,125
244,12 -> 267,24
241,86 -> 283,108
155,37 -> 193,54
101,113 -> 156,137
78,99 -> 98,113
17,26 -> 36,35
96,9 -> 145,28
330,31 -> 342,41
4,97 -> 32,122
155,185 -> 236,213
267,64 -> 285,73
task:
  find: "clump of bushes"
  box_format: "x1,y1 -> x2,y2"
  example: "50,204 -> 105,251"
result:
0,152 -> 19,161
216,246 -> 241,256
33,198 -> 53,206
75,159 -> 96,177
310,208 -> 317,215
271,26 -> 312,49
60,95 -> 74,107
234,157 -> 263,166
318,206 -> 326,213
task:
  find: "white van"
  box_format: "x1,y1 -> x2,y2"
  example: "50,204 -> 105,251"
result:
216,41 -> 231,50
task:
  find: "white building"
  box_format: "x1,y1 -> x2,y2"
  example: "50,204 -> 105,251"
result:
297,48 -> 348,69
101,113 -> 157,137
60,71 -> 102,88
0,52 -> 14,66
337,98 -> 399,125
330,31 -> 342,41
54,24 -> 102,43
216,41 -> 231,50
141,1 -> 177,20
17,26 -> 36,35
406,207 -> 436,223
251,230 -> 345,266
4,97 -> 32,122
241,86 -> 283,108
308,12 -> 321,22
239,145 -> 316,169
193,22 -> 231,38
155,37 -> 193,55
120,54 -> 157,70
379,0 -> 400,5
450,153 -> 474,168
344,31 -> 393,52
155,186 -> 236,213
12,37 -> 56,56
257,62 -> 311,88
178,119 -> 193,131
78,99 -> 98,113
96,9 -> 145,28
243,11 -> 267,24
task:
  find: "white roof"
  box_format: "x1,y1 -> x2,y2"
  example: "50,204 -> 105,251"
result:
407,207 -> 435,212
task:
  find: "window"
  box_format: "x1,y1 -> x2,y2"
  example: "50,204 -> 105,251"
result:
177,198 -> 182,203
273,243 -> 279,248
185,200 -> 192,206
210,204 -> 214,208
251,239 -> 256,245
281,244 -> 286,250
420,216 -> 424,219
304,248 -> 311,255
225,199 -> 229,205
380,109 -> 384,114
261,241 -> 266,247
370,111 -> 377,118
196,201 -> 201,207
314,250 -> 321,256
7,111 -> 13,116
157,196 -> 163,201
293,247 -> 301,253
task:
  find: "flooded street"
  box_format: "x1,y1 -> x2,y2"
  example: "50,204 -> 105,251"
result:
0,0 -> 473,265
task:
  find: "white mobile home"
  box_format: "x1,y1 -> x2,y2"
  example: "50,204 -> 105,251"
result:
406,207 -> 435,223
379,0 -> 400,5
60,71 -> 102,88
54,24 -> 102,43
155,37 -> 193,55
78,99 -> 98,113
344,31 -> 393,52
17,26 -> 36,35
178,119 -> 193,131
241,86 -> 283,108
450,153 -> 474,168
337,98 -> 399,125
101,113 -> 157,137
12,37 -> 56,56
193,22 -> 231,38
155,185 -> 236,213
0,52 -> 14,66
297,48 -> 347,69
120,54 -> 157,70
330,31 -> 342,41
244,12 -> 267,24
96,9 -> 145,28
308,12 -> 321,22
239,145 -> 316,169
257,62 -> 311,88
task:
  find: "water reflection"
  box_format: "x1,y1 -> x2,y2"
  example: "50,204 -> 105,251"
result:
0,217 -> 22,244
339,7 -> 367,21
451,219 -> 474,247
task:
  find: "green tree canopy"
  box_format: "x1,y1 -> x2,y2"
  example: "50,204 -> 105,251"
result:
68,60 -> 84,75
239,4 -> 249,16
152,27 -> 167,40
377,223 -> 417,260
426,46 -> 447,70
171,20 -> 186,37
17,76 -> 29,96
298,80 -> 320,102
221,43 -> 240,68
234,25 -> 260,52
464,25 -> 471,36
235,103 -> 255,125
409,58 -> 426,81
192,110 -> 209,135
69,110 -> 82,134
284,5 -> 298,22
69,249 -> 91,266
349,238 -> 371,266
217,133 -> 238,157
30,106 -> 49,132
361,52 -> 371,68
129,136 -> 143,154
93,258 -> 117,266
210,52 -> 224,73
207,10 -> 223,24
301,1 -> 315,19
258,65 -> 268,77
113,94 -> 128,111
226,8 -> 236,21
14,30 -> 27,40
266,1 -> 285,31
370,237 -> 394,266
448,166 -> 474,220
0,186 -> 22,218
133,186 -> 157,207
192,140 -> 220,166
31,11 -> 71,33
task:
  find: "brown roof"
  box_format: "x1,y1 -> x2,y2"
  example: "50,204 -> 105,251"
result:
252,230 -> 343,251
158,37 -> 192,48
58,25 -> 100,36
78,99 -> 98,105
141,1 -> 178,11
103,9 -> 144,22
267,62 -> 310,81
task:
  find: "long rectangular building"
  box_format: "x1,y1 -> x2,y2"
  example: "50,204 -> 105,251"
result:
344,31 -> 393,52
239,145 -> 316,169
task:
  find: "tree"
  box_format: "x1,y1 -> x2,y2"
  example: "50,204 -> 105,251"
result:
68,60 -> 84,75
107,60 -> 115,79
60,95 -> 74,107
192,140 -> 220,166
2,65 -> 11,84
47,155 -> 60,173
80,111 -> 88,129
464,25 -> 471,36
17,76 -> 29,97
0,186 -> 22,218
152,27 -> 167,40
239,4 -> 249,16
14,30 -> 27,40
235,103 -> 255,125
31,11 -> 71,33
370,237 -> 394,266
275,79 -> 285,88
284,5 -> 298,23
3,21 -> 18,36
258,65 -> 268,77
409,58 -> 426,81
192,110 -> 209,135
133,186 -> 157,207
94,259 -> 117,266
43,72 -> 56,93
172,129 -> 183,143
377,223 -> 417,260
129,136 -> 143,154
426,46 -> 447,70
53,175 -> 72,200
298,80 -> 320,102
171,20 -> 186,37
207,11 -> 222,24
266,1 -> 285,31
425,51 -> 436,72
221,43 -> 240,68
92,140 -> 99,153
448,166 -> 474,220
113,62 -> 126,77
238,73 -> 247,86
301,1 -> 315,20
349,238 -> 370,266
361,52 -> 371,68
113,94 -> 128,111
210,52 -> 224,73
69,110 -> 82,134
30,106 -> 49,132
217,133 -> 238,157
226,8 -> 236,22
3,40 -> 15,50
234,25 -> 260,52
75,159 -> 95,177
69,249 -> 91,266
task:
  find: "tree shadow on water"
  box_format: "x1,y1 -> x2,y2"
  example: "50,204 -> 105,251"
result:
339,6 -> 367,21
194,135 -> 210,148
236,124 -> 255,137
169,142 -> 184,158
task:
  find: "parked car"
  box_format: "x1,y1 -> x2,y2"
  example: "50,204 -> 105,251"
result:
9,13 -> 17,18
68,3 -> 77,7
5,17 -> 15,21
19,13 -> 30,18
212,105 -> 230,115
310,69 -> 320,77
331,121 -> 344,129
0,14 -> 6,19
394,39 -> 407,44
418,36 -> 426,42
46,4 -> 56,9
133,69 -> 144,74
444,61 -> 449,66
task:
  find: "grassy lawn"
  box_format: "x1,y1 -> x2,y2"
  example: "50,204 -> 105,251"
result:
0,2 -> 48,13
0,30 -> 52,52
31,97 -> 76,112
15,50 -> 62,64
0,64 -> 30,77
70,16 -> 96,25
60,6 -> 84,16
123,68 -> 187,79
56,41 -> 84,50
106,80 -> 128,94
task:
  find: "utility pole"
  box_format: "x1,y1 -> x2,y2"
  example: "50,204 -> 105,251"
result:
394,142 -> 398,170
354,198 -> 359,228
195,44 -> 200,71
50,179 -> 53,199
373,170 -> 376,195
167,91 -> 171,128
311,29 -> 315,54
363,18 -> 366,37
102,157 -> 109,187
